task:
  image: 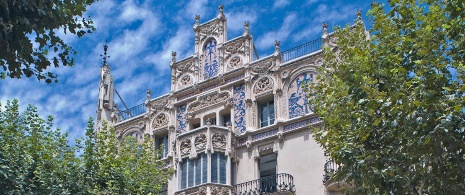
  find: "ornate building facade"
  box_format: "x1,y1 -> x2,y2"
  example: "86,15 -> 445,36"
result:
96,5 -> 347,195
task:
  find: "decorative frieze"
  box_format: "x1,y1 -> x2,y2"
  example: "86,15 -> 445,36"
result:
238,138 -> 247,147
252,129 -> 278,142
283,117 -> 321,132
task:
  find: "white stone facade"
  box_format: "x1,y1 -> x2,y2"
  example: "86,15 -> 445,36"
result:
96,5 -> 345,195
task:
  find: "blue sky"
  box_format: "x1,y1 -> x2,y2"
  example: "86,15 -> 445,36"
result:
0,0 -> 372,144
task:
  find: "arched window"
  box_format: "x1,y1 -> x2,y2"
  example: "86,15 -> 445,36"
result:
203,39 -> 218,79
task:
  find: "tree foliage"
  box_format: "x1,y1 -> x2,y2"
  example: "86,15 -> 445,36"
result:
311,0 -> 465,194
0,100 -> 172,194
0,0 -> 95,83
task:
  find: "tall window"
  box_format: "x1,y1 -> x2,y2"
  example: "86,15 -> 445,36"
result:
156,135 -> 169,158
180,153 -> 207,189
211,152 -> 227,184
259,100 -> 275,128
259,154 -> 277,192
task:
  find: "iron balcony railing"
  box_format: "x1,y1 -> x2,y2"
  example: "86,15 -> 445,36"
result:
118,103 -> 146,121
323,159 -> 340,184
234,173 -> 295,194
281,38 -> 322,62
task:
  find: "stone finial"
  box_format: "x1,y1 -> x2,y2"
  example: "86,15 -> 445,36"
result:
146,89 -> 151,101
195,15 -> 200,24
274,40 -> 280,50
243,21 -> 250,36
101,41 -> 110,66
171,51 -> 177,62
356,10 -> 362,20
322,22 -> 328,35
273,40 -> 281,56
217,5 -> 225,19
218,5 -> 224,14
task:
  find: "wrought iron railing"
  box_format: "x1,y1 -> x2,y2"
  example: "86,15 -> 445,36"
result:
118,103 -> 146,121
281,38 -> 322,62
323,159 -> 340,184
234,173 -> 295,194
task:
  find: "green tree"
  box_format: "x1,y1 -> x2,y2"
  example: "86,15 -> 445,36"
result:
311,0 -> 465,194
82,120 -> 173,194
0,100 -> 172,194
0,0 -> 95,83
0,99 -> 81,194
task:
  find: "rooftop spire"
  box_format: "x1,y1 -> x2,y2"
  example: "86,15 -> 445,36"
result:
101,41 -> 110,66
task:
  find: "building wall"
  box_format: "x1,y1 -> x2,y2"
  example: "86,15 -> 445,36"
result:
97,5 -> 343,195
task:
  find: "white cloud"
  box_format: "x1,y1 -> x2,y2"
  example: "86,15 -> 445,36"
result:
185,0 -> 209,19
226,11 -> 257,34
144,26 -> 194,73
273,0 -> 290,9
256,13 -> 297,50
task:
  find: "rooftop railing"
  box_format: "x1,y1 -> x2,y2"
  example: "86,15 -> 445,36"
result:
118,103 -> 146,121
281,38 -> 322,62
234,173 -> 295,194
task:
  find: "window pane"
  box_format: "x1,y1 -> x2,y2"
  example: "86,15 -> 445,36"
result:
163,136 -> 168,158
195,157 -> 201,185
269,101 -> 275,125
202,154 -> 207,183
181,161 -> 187,189
211,153 -> 218,183
188,159 -> 194,187
220,154 -> 227,184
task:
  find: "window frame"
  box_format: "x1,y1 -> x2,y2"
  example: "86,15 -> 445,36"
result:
258,99 -> 275,128
180,153 -> 208,189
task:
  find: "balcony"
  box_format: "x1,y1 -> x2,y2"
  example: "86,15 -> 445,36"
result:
234,173 -> 295,195
323,159 -> 351,192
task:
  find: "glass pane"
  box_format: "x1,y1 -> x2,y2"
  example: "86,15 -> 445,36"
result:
220,154 -> 227,184
260,103 -> 268,127
269,101 -> 275,125
163,136 -> 168,158
188,159 -> 194,187
211,153 -> 218,183
195,157 -> 201,185
181,161 -> 187,189
202,154 -> 207,183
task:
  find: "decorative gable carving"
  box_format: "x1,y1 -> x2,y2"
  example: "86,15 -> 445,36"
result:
187,91 -> 230,113
253,77 -> 274,94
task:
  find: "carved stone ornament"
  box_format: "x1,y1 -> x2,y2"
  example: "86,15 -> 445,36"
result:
277,131 -> 284,143
246,141 -> 252,151
195,134 -> 207,150
180,75 -> 193,86
228,56 -> 242,70
199,186 -> 207,195
212,133 -> 226,149
151,97 -> 169,110
152,113 -> 169,128
180,139 -> 192,155
253,77 -> 274,94
251,58 -> 274,73
187,91 -> 230,113
211,186 -> 230,195
281,69 -> 290,79
199,21 -> 220,43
